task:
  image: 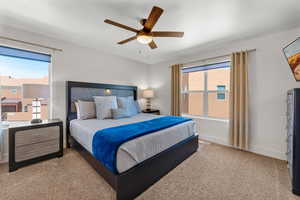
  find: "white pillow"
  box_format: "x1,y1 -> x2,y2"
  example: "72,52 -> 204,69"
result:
75,100 -> 96,120
93,96 -> 118,119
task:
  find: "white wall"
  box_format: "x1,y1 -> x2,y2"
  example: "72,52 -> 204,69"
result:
0,25 -> 149,162
149,26 -> 300,160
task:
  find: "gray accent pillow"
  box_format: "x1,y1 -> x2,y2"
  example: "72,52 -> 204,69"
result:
135,101 -> 141,113
112,108 -> 130,119
117,96 -> 138,116
94,96 -> 118,119
74,100 -> 96,120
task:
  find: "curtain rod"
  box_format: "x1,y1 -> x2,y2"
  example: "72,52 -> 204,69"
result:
179,48 -> 256,66
0,36 -> 63,52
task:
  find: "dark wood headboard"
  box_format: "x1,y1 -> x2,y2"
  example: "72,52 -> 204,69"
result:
66,81 -> 137,147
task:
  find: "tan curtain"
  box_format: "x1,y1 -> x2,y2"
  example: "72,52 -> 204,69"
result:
171,64 -> 182,116
229,51 -> 249,150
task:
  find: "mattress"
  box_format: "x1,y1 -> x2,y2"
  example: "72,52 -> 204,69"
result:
70,113 -> 195,173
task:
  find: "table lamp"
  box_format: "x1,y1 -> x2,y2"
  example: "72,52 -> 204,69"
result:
143,89 -> 154,111
22,84 -> 49,124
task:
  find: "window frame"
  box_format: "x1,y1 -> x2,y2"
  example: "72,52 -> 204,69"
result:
181,63 -> 230,119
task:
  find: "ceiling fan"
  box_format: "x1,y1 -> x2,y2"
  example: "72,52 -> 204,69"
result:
104,6 -> 184,49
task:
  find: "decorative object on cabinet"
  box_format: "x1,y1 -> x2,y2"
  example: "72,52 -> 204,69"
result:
22,84 -> 49,123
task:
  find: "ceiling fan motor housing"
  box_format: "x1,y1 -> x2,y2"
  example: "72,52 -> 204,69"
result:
137,31 -> 153,37
140,18 -> 147,26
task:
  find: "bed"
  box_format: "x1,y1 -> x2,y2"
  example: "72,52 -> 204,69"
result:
66,81 -> 199,200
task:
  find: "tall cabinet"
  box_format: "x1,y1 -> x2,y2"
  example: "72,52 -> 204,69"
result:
287,88 -> 300,195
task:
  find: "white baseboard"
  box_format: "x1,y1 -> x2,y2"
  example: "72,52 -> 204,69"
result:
0,153 -> 8,164
198,134 -> 286,161
249,145 -> 286,161
198,135 -> 229,147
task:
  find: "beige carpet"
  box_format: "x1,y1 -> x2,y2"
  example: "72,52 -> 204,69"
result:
0,143 -> 299,200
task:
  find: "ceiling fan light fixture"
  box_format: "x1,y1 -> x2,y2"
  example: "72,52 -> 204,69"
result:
137,34 -> 153,44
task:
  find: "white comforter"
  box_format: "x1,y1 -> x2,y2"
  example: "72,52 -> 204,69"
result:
70,113 -> 195,173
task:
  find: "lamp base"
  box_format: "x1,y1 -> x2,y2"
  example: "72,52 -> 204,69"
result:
146,98 -> 151,111
31,119 -> 42,124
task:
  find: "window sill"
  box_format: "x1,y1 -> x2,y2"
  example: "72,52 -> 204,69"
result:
0,123 -> 9,129
182,114 -> 229,123
0,121 -> 28,129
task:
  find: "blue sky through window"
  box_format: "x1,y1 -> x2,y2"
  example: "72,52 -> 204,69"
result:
0,55 -> 49,78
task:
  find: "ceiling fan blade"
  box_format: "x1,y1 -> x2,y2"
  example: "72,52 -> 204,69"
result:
152,31 -> 184,37
148,40 -> 158,49
104,19 -> 139,33
118,36 -> 137,44
143,6 -> 164,31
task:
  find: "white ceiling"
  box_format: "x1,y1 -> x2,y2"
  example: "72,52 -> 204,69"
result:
0,0 -> 300,64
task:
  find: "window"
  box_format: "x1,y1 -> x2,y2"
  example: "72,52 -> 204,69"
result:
181,61 -> 230,119
11,88 -> 17,94
217,85 -> 226,100
0,46 -> 50,122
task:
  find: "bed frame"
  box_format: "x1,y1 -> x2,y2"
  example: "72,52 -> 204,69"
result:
66,81 -> 199,200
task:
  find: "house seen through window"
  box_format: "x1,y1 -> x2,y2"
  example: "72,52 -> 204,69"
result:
181,61 -> 230,119
0,46 -> 50,122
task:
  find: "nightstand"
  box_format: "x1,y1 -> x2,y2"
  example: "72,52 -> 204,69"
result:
8,119 -> 63,172
142,109 -> 160,115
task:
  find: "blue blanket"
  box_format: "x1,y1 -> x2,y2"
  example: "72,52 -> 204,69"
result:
92,116 -> 192,173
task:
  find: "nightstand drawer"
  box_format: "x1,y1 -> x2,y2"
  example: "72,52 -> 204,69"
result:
15,139 -> 60,162
15,126 -> 59,147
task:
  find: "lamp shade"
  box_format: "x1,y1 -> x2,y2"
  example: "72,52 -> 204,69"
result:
22,84 -> 49,99
143,89 -> 154,98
